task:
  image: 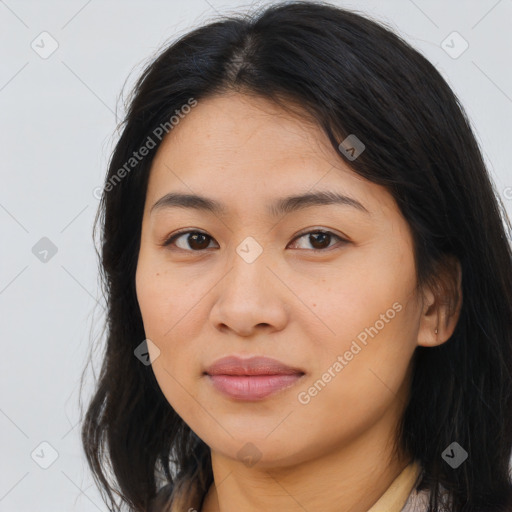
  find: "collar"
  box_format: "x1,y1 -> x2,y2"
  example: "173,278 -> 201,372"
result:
366,460 -> 423,512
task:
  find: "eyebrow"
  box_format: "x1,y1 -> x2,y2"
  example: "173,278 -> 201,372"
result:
150,190 -> 369,217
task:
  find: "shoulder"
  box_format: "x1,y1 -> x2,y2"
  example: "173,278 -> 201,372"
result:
400,476 -> 452,512
400,486 -> 431,512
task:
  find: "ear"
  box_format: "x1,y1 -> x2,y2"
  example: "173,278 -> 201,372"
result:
417,255 -> 463,348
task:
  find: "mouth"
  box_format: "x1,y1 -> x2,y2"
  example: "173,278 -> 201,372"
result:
204,355 -> 305,401
205,374 -> 305,401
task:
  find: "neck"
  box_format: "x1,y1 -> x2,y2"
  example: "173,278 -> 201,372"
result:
200,410 -> 412,512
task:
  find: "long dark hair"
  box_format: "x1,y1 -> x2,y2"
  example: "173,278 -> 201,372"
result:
80,1 -> 512,510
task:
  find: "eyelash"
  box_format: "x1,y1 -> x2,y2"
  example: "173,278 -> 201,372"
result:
160,228 -> 348,253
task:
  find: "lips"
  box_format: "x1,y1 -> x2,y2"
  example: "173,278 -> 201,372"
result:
204,355 -> 304,376
204,356 -> 305,401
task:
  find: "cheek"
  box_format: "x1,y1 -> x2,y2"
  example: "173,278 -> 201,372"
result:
135,261 -> 206,416
135,265 -> 168,338
298,242 -> 419,393
136,252 -> 197,337
135,257 -> 211,375
303,254 -> 415,346
293,296 -> 416,448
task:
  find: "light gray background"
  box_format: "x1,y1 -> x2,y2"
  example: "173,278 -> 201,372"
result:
1,0 -> 511,510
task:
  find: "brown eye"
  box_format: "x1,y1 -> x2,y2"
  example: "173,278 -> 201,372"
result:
186,233 -> 212,250
164,231 -> 216,251
162,228 -> 347,253
308,232 -> 331,249
289,230 -> 346,251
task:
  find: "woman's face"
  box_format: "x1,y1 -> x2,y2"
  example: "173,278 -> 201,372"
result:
135,92 -> 427,468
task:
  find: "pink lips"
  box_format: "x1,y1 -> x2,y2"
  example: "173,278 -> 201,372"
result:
204,356 -> 305,401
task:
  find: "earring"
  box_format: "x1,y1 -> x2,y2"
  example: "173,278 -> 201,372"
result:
434,328 -> 438,334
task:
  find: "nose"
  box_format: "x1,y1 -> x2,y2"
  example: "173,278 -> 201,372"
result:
208,245 -> 289,337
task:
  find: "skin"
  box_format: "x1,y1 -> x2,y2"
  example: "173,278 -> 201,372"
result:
135,92 -> 461,512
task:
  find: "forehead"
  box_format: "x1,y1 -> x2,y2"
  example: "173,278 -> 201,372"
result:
145,92 -> 397,220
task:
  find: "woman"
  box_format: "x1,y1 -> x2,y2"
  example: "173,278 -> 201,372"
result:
81,1 -> 512,511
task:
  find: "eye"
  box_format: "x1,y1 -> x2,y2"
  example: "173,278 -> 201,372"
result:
162,230 -> 217,251
288,229 -> 347,251
161,228 -> 347,253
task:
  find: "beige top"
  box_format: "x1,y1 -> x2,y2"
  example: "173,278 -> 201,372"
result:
367,460 -> 428,512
